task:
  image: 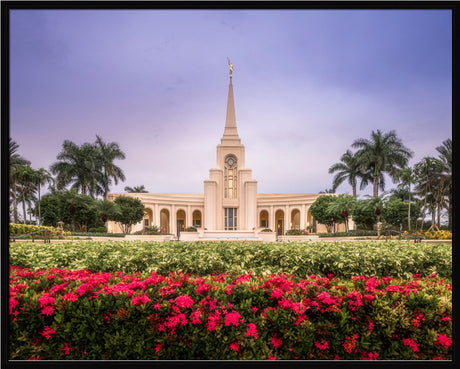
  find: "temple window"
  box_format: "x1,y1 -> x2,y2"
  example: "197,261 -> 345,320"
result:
224,155 -> 237,198
225,208 -> 237,230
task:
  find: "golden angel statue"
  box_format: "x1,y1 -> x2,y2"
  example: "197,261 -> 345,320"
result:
227,57 -> 234,76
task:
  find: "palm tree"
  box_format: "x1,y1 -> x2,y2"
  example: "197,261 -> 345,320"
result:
50,140 -> 103,198
352,130 -> 413,197
33,168 -> 54,226
94,135 -> 126,200
396,167 -> 415,231
15,165 -> 37,224
327,195 -> 356,232
413,157 -> 444,231
435,139 -> 452,229
124,185 -> 148,193
95,199 -> 121,230
9,138 -> 30,223
328,150 -> 371,197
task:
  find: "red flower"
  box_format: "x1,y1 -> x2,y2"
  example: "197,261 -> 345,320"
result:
175,295 -> 194,309
60,342 -> 72,355
271,333 -> 283,349
315,340 -> 329,351
224,310 -> 242,327
435,333 -> 452,349
403,338 -> 419,352
246,323 -> 259,338
155,343 -> 164,356
229,341 -> 240,352
40,325 -> 57,340
41,306 -> 55,316
267,356 -> 276,360
131,294 -> 150,306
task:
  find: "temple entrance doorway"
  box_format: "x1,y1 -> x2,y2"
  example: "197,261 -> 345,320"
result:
275,210 -> 284,236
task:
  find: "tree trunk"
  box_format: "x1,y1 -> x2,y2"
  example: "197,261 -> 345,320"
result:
408,187 -> 411,231
12,182 -> 18,223
37,184 -> 41,226
352,186 -> 357,198
82,183 -> 87,195
373,175 -> 379,197
22,192 -> 27,224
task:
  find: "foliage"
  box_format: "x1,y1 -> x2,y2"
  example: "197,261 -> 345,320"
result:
424,231 -> 452,240
184,226 -> 198,232
309,195 -> 343,232
124,185 -> 148,193
109,196 -> 145,234
328,150 -> 371,197
381,196 -> 422,229
9,241 -> 452,280
318,230 -> 378,238
326,195 -> 356,232
134,225 -> 162,235
9,266 -> 451,360
70,232 -> 126,238
285,229 -> 308,235
351,198 -> 379,230
352,130 -> 413,197
260,229 -> 273,232
88,227 -> 107,233
9,223 -> 71,237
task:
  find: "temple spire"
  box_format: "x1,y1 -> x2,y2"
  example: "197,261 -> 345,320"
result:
221,59 -> 241,144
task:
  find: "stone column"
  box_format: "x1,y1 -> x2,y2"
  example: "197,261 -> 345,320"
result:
154,203 -> 160,227
172,205 -> 176,236
187,205 -> 192,228
284,205 -> 289,234
270,205 -> 274,232
301,204 -> 306,229
204,180 -> 217,230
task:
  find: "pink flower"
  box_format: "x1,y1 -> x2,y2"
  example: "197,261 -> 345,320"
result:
267,356 -> 276,360
271,333 -> 282,349
40,326 -> 57,340
367,321 -> 374,333
246,323 -> 259,338
175,295 -> 194,308
230,341 -> 240,352
131,294 -> 150,306
224,310 -> 242,327
315,340 -> 329,351
191,309 -> 202,324
403,338 -> 420,352
435,333 -> 452,349
366,351 -> 378,360
38,294 -> 55,308
195,283 -> 212,294
441,316 -> 452,321
41,306 -> 55,316
270,287 -> 284,299
60,343 -> 72,355
207,311 -> 221,332
62,291 -> 78,302
155,343 -> 164,356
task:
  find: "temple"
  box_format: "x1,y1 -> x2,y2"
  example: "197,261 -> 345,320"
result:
107,66 -> 348,240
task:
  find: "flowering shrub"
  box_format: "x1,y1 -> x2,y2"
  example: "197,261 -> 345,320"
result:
424,230 -> 452,240
9,223 -> 71,237
9,266 -> 451,360
9,241 -> 452,279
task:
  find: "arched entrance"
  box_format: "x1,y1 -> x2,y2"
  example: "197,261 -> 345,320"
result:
177,209 -> 186,235
144,208 -> 153,228
160,209 -> 170,234
275,210 -> 284,236
260,210 -> 269,228
192,210 -> 202,228
307,209 -> 313,230
291,209 -> 300,230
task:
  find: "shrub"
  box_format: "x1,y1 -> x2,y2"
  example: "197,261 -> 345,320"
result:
88,227 -> 106,233
285,229 -> 308,235
260,228 -> 273,232
319,230 -> 378,238
9,241 -> 452,279
9,223 -> 71,238
424,231 -> 452,240
184,226 -> 197,232
9,266 -> 452,360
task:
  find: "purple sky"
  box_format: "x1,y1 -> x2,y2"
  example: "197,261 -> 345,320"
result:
10,9 -> 452,197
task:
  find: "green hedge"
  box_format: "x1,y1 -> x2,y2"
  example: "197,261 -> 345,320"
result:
319,230 -> 378,238
9,266 -> 452,360
9,223 -> 71,237
9,241 -> 452,279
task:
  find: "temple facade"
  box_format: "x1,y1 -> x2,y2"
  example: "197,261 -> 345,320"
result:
107,69 -> 349,239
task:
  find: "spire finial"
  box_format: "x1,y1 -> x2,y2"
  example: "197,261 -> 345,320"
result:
227,57 -> 234,78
